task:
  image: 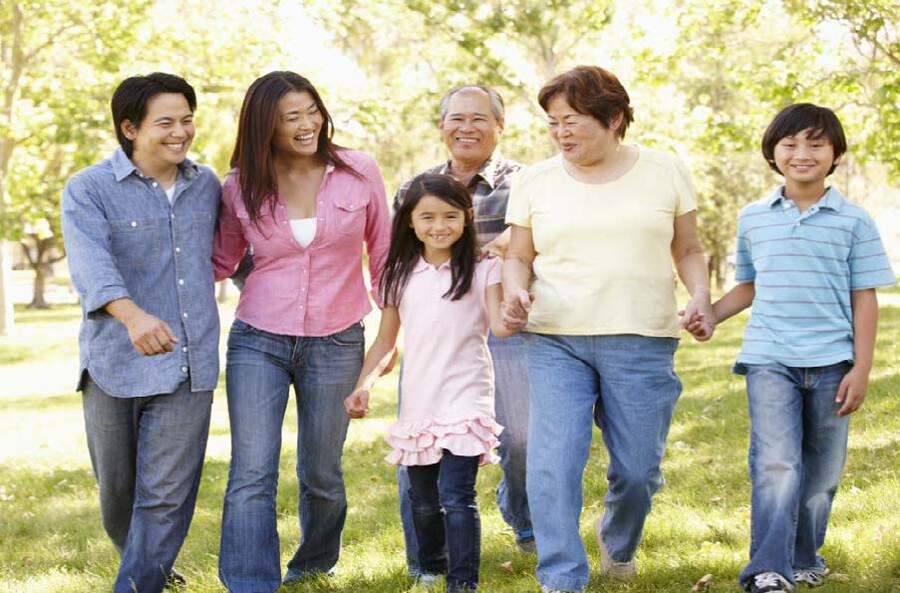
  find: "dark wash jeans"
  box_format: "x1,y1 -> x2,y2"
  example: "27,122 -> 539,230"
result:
407,452 -> 481,592
218,319 -> 364,593
82,374 -> 212,593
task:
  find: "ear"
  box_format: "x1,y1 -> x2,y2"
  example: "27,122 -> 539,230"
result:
467,207 -> 475,220
121,119 -> 139,141
608,112 -> 624,134
496,117 -> 505,135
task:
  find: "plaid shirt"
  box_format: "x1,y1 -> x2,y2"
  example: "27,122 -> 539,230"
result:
392,154 -> 522,247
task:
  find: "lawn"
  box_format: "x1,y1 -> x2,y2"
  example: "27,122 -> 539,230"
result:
1,299 -> 898,593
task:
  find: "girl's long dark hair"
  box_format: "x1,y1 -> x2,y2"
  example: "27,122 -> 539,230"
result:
381,174 -> 478,306
230,71 -> 360,222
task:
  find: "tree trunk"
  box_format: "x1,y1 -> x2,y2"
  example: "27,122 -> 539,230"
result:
28,262 -> 49,309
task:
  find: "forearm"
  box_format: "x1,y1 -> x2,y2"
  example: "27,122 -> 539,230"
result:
354,339 -> 396,391
104,297 -> 144,325
674,250 -> 710,299
851,289 -> 878,372
502,256 -> 532,295
712,282 -> 755,324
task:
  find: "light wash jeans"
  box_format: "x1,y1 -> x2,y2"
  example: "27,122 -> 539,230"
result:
82,375 -> 212,593
218,319 -> 364,593
525,333 -> 682,592
399,333 -> 532,574
737,361 -> 851,589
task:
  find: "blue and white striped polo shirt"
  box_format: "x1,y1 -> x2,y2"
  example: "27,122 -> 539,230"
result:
733,186 -> 896,371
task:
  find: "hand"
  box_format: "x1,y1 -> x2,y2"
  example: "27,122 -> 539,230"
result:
380,348 -> 398,376
835,366 -> 868,416
481,229 -> 510,259
502,288 -> 532,331
344,388 -> 370,419
123,310 -> 178,356
679,295 -> 715,342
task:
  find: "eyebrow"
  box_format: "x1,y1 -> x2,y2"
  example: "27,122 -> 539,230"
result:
152,113 -> 191,123
448,111 -> 490,117
283,103 -> 318,115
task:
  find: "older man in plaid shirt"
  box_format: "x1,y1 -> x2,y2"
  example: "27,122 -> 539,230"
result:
394,85 -> 534,573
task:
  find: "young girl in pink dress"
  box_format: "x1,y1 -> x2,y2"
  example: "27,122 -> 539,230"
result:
344,173 -> 513,592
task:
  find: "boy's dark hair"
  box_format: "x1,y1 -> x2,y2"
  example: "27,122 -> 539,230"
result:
761,103 -> 847,176
111,73 -> 197,158
538,66 -> 634,139
380,173 -> 478,306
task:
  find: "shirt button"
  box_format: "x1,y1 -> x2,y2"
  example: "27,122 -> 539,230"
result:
152,182 -> 158,188
180,365 -> 188,373
171,213 -> 176,219
182,346 -> 188,353
130,221 -> 137,227
182,312 -> 188,318
175,247 -> 181,253
300,305 -> 304,309
178,279 -> 185,285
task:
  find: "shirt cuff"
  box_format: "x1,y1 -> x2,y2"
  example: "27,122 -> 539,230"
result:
85,287 -> 131,319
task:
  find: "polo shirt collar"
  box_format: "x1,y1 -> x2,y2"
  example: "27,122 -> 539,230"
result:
768,185 -> 845,212
412,256 -> 452,273
111,147 -> 200,183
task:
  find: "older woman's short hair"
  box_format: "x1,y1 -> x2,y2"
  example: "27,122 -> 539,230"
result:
538,66 -> 634,139
439,85 -> 505,123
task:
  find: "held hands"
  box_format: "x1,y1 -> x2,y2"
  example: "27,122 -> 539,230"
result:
835,366 -> 868,416
344,388 -> 370,419
123,309 -> 178,356
679,295 -> 715,342
501,289 -> 532,332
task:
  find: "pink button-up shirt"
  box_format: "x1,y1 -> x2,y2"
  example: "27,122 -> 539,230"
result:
213,150 -> 391,336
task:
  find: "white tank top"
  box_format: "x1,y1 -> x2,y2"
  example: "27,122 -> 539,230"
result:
289,218 -> 317,248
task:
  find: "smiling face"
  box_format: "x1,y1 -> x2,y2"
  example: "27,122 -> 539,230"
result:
773,128 -> 837,188
410,194 -> 467,260
272,91 -> 324,158
122,92 -> 194,174
545,93 -> 620,167
439,88 -> 503,167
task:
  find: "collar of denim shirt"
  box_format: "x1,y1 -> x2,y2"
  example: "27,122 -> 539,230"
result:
111,147 -> 199,183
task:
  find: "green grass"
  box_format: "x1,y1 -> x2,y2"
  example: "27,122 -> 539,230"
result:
1,303 -> 899,593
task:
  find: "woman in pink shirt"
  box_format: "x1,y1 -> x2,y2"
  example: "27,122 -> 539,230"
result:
344,174 -> 512,593
213,71 -> 390,593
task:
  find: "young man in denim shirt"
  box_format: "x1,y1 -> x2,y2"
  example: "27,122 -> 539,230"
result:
61,73 -> 221,593
698,104 -> 895,593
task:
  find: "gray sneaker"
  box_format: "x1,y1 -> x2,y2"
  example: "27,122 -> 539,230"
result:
793,568 -> 829,588
595,516 -> 636,580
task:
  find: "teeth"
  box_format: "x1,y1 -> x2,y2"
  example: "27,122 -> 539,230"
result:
457,138 -> 478,143
298,133 -> 314,142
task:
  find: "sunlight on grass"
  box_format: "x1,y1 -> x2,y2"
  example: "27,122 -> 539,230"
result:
1,300 -> 898,592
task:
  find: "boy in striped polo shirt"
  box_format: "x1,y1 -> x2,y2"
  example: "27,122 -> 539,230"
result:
696,104 -> 895,593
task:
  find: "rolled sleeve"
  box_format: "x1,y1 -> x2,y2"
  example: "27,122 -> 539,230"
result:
363,159 -> 392,307
61,176 -> 130,315
212,175 -> 248,281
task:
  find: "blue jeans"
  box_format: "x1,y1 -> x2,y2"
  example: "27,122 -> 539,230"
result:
82,375 -> 212,593
738,362 -> 851,589
218,319 -> 364,593
407,452 -> 481,592
525,333 -> 682,592
399,333 -> 532,574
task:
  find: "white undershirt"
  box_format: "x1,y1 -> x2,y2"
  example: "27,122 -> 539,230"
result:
289,218 -> 317,247
165,185 -> 176,205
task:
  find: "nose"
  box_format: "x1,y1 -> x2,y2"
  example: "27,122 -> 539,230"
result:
171,122 -> 189,138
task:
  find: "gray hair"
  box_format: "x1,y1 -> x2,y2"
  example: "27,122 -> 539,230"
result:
438,85 -> 505,123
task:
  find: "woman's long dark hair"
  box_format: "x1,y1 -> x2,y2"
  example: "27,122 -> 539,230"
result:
381,173 -> 478,305
230,71 -> 359,222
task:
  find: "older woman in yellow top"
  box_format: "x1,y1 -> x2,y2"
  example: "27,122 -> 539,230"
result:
502,66 -> 713,593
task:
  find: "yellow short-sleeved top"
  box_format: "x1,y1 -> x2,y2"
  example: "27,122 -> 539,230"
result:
505,147 -> 697,337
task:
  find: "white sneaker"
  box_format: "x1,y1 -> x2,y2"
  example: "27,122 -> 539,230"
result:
749,572 -> 794,593
594,516 -> 637,580
416,573 -> 440,588
793,568 -> 829,587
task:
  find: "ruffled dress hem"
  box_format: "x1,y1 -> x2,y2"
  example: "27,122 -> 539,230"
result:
384,416 -> 503,466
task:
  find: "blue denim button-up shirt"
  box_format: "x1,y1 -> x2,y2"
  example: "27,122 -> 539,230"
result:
61,148 -> 221,397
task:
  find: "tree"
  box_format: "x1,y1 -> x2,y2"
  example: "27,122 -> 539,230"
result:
0,1 -> 150,313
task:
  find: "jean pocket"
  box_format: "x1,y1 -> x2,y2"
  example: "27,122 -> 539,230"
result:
328,322 -> 364,347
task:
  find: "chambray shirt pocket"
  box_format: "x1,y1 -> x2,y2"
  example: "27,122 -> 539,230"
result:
109,217 -> 165,272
